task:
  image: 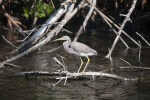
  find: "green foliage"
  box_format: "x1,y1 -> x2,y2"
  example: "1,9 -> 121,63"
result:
23,0 -> 53,19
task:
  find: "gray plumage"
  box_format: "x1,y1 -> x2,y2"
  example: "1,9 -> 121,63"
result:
55,36 -> 97,72
62,36 -> 97,56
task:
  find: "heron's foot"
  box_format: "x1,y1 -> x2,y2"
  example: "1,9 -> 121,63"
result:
77,70 -> 80,73
81,71 -> 86,75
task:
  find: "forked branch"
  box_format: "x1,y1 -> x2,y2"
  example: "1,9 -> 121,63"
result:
105,0 -> 137,58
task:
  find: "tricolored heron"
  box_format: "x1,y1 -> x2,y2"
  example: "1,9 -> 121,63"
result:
54,36 -> 97,73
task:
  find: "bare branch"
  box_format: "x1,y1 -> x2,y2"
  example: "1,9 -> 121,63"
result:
136,32 -> 150,46
120,58 -> 132,66
119,66 -> 150,70
106,0 -> 137,58
74,0 -> 96,41
56,71 -> 138,81
2,35 -> 18,49
18,70 -> 138,81
138,41 -> 142,64
50,0 -> 55,9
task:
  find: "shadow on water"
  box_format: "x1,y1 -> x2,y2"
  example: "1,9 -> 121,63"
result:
0,31 -> 150,100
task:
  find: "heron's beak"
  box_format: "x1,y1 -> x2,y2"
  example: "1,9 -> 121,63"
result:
51,37 -> 66,42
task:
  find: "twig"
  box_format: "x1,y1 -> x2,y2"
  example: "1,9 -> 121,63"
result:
17,27 -> 37,42
50,0 -> 55,9
61,28 -> 73,34
60,55 -> 67,71
69,0 -> 86,21
0,61 -> 5,68
51,78 -> 64,88
138,41 -> 142,64
5,63 -> 21,69
136,32 -> 150,46
105,0 -> 137,58
119,66 -> 150,70
2,35 -> 18,48
108,48 -> 113,67
119,58 -> 132,66
64,73 -> 68,85
53,57 -> 65,68
46,45 -> 62,53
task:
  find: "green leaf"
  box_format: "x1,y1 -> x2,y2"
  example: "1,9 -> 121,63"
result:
24,13 -> 29,18
38,5 -> 45,11
38,12 -> 46,18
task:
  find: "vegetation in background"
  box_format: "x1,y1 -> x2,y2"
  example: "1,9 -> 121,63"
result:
23,0 -> 53,19
0,0 -> 149,37
0,0 -> 53,32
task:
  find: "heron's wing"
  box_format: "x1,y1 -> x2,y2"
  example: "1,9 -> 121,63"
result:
71,42 -> 97,55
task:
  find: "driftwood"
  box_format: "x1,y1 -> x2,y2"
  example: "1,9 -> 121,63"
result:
18,70 -> 138,81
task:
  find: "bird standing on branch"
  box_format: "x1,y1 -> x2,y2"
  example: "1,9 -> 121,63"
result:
53,36 -> 97,73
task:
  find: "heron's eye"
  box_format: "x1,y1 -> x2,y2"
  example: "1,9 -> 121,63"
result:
69,45 -> 71,48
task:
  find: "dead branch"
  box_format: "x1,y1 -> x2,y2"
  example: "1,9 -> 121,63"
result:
74,0 -> 96,42
18,70 -> 138,81
17,27 -> 37,42
50,0 -> 55,9
17,70 -> 138,81
105,0 -> 137,58
136,32 -> 150,46
119,66 -> 150,70
2,35 -> 18,48
119,58 -> 132,66
138,41 -> 142,64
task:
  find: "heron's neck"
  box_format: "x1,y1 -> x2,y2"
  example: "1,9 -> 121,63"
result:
63,38 -> 74,54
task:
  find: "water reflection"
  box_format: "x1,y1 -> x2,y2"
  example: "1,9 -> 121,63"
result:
0,32 -> 150,100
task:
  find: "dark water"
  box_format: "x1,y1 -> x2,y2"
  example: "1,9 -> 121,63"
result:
0,32 -> 150,100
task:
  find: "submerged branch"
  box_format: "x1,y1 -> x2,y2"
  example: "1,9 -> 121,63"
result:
18,70 -> 138,81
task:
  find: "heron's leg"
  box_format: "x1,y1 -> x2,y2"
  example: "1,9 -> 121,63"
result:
77,57 -> 83,73
83,56 -> 90,72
